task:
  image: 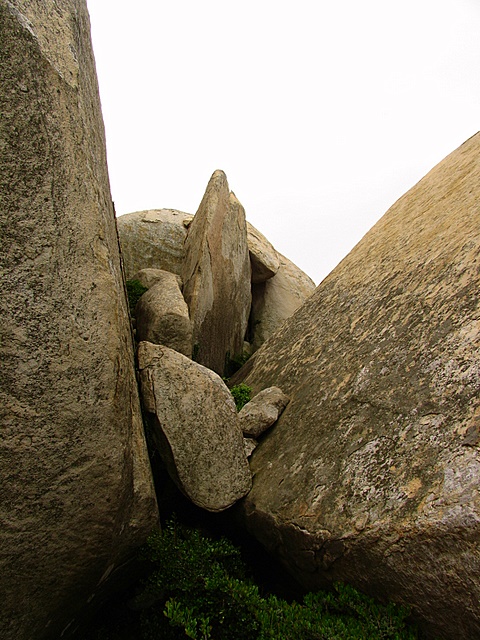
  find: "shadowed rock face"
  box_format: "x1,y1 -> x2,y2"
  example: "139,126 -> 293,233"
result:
0,2 -> 158,638
250,252 -> 316,351
236,133 -> 480,640
182,171 -> 251,375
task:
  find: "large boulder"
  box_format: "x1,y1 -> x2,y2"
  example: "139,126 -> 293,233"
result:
250,253 -> 316,351
182,171 -> 252,374
117,208 -> 193,279
137,342 -> 252,512
135,270 -> 192,357
235,133 -> 480,639
0,3 -> 158,639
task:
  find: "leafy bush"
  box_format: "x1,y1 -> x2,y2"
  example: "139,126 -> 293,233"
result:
230,383 -> 252,411
126,279 -> 148,314
137,519 -> 420,640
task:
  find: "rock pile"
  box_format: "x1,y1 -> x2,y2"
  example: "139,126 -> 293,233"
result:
117,174 -> 316,372
138,341 -> 289,510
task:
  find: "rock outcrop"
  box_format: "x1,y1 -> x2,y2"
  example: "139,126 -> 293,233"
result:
138,342 -> 252,512
117,196 -> 314,356
0,3 -> 158,639
135,270 -> 192,357
182,171 -> 252,374
235,133 -> 480,639
250,253 -> 316,350
117,208 -> 193,279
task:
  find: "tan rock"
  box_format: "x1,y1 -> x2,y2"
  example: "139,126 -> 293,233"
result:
117,209 -> 193,279
0,3 -> 158,639
246,221 -> 280,283
137,342 -> 252,512
135,271 -> 192,357
132,267 -> 183,290
250,253 -> 316,351
239,387 -> 290,438
244,438 -> 258,458
182,171 -> 251,374
236,133 -> 480,640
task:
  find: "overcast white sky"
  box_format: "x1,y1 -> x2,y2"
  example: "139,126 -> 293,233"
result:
88,0 -> 479,284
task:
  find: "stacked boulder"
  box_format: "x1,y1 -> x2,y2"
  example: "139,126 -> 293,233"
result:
137,340 -> 290,511
117,173 -> 316,372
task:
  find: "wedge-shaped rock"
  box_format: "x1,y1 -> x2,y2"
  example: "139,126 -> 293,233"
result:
239,387 -> 290,438
117,209 -> 193,279
246,221 -> 280,283
236,133 -> 480,640
182,171 -> 251,374
135,271 -> 192,357
250,253 -> 316,351
0,3 -> 158,639
138,342 -> 252,512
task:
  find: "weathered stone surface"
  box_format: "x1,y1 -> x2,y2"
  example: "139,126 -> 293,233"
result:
235,133 -> 480,639
135,271 -> 192,357
244,438 -> 258,458
239,387 -> 290,438
117,209 -> 193,279
246,221 -> 280,283
250,253 -> 316,351
137,342 -> 252,512
132,267 -> 183,290
182,171 -> 251,374
0,3 -> 158,639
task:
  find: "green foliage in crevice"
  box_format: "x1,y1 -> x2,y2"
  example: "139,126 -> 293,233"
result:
135,519 -> 420,640
230,383 -> 252,411
126,279 -> 148,315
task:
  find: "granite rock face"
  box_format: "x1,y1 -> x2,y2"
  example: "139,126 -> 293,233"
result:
117,208 -> 193,279
236,133 -> 480,640
182,171 -> 252,374
138,342 -> 252,512
0,3 -> 158,638
135,270 -> 192,357
250,253 -> 316,351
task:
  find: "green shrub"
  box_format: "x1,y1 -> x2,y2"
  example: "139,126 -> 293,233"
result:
137,519 -> 420,640
230,383 -> 252,411
126,279 -> 148,314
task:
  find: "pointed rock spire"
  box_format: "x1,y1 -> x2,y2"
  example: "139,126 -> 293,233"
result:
182,171 -> 251,375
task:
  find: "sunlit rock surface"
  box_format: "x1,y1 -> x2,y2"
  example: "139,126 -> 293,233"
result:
235,133 -> 480,640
